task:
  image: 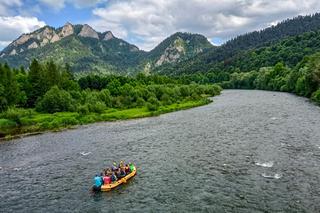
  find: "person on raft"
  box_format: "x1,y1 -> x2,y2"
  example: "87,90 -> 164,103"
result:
93,173 -> 103,191
93,161 -> 135,190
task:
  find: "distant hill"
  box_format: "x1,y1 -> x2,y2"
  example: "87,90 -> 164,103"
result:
147,32 -> 213,65
0,23 -> 213,74
155,13 -> 320,75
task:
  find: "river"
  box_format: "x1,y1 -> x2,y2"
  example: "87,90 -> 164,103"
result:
1,90 -> 320,212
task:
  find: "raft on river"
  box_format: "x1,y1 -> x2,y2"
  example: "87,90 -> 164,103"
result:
101,165 -> 137,192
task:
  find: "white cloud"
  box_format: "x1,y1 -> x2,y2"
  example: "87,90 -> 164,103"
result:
72,0 -> 105,8
39,0 -> 65,10
0,16 -> 46,49
0,0 -> 22,15
90,0 -> 320,50
0,41 -> 11,50
38,0 -> 104,10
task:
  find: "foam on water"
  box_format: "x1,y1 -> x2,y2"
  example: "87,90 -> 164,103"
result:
80,152 -> 92,156
255,161 -> 274,168
261,173 -> 282,179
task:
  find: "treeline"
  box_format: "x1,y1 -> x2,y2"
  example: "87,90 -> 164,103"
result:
172,53 -> 320,105
0,60 -> 76,111
220,54 -> 320,104
0,60 -> 221,115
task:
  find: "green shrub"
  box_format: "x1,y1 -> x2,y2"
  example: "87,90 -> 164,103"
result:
36,86 -> 74,113
295,76 -> 307,96
39,121 -> 51,129
112,96 -> 124,109
0,107 -> 33,126
77,104 -> 90,115
79,115 -> 97,124
190,92 -> 200,100
0,118 -> 17,128
136,97 -> 145,107
88,101 -> 106,113
311,89 -> 320,105
99,89 -> 112,107
210,85 -> 222,96
147,97 -> 160,111
160,93 -> 172,105
59,117 -> 79,126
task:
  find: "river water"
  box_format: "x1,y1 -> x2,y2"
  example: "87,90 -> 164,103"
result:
1,90 -> 320,212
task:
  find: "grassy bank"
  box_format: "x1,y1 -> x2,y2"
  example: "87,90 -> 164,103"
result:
0,98 -> 211,140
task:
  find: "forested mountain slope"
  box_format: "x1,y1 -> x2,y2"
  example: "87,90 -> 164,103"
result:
156,13 -> 320,75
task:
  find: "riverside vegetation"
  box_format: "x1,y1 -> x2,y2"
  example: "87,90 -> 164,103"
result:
158,15 -> 320,106
0,60 -> 221,138
171,53 -> 320,106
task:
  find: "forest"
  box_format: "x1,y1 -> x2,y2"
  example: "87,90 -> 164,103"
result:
171,52 -> 320,106
0,60 -> 221,138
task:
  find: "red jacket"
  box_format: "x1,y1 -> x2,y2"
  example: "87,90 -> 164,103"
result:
103,176 -> 111,184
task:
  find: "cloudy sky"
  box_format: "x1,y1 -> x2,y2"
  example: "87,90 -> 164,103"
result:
1,0 -> 320,50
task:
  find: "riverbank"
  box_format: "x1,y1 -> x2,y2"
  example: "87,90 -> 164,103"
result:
0,98 -> 212,140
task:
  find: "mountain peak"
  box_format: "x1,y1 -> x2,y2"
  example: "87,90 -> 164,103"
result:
64,22 -> 73,27
103,31 -> 114,41
60,23 -> 74,38
148,32 -> 213,66
78,24 -> 99,39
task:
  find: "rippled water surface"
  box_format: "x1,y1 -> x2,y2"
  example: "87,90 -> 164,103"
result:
1,90 -> 320,212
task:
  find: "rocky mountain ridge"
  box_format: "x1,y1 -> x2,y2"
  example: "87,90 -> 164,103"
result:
0,23 -> 213,74
1,22 -> 115,57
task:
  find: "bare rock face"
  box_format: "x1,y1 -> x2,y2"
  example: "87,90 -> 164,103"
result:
79,24 -> 99,39
103,31 -> 114,41
14,34 -> 31,46
130,46 -> 139,52
28,42 -> 39,49
51,33 -> 60,43
36,27 -> 53,40
155,37 -> 186,66
40,38 -> 49,46
12,27 -> 57,48
9,49 -> 17,55
195,47 -> 203,54
59,22 -> 74,38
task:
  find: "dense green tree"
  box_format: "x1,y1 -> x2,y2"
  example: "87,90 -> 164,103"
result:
107,79 -> 121,96
147,97 -> 160,111
0,84 -> 7,111
0,64 -> 20,110
45,60 -> 60,88
36,86 -> 74,113
27,59 -> 46,106
98,89 -> 112,107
